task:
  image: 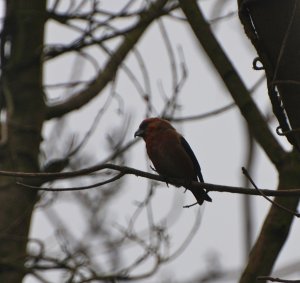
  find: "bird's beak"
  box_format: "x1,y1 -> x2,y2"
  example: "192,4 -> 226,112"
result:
134,128 -> 144,138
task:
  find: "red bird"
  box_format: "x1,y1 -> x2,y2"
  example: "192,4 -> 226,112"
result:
134,117 -> 212,205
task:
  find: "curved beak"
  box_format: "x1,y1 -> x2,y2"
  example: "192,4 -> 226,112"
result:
134,128 -> 144,138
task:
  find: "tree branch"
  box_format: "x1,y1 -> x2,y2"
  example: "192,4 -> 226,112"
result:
0,163 -> 298,197
46,0 -> 168,119
178,0 -> 287,168
257,276 -> 300,283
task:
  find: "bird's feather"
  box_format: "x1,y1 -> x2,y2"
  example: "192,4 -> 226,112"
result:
180,136 -> 204,183
135,118 -> 212,205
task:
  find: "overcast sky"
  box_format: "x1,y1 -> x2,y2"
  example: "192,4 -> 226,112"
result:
21,1 -> 300,282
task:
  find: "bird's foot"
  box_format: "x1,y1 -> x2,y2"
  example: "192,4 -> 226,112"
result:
183,201 -> 198,208
164,177 -> 169,187
150,165 -> 170,187
150,165 -> 157,172
159,175 -> 170,187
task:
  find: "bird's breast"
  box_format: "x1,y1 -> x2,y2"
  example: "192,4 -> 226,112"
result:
145,133 -> 196,181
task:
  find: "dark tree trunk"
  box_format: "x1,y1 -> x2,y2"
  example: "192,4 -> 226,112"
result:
0,0 -> 46,282
238,0 -> 300,282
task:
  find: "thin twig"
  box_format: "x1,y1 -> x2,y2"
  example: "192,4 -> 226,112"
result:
242,167 -> 300,217
17,173 -> 124,192
257,276 -> 300,282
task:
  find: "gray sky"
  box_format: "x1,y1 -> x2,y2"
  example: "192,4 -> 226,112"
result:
23,0 -> 300,282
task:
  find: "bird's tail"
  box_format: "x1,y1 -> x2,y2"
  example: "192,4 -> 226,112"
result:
189,187 -> 212,205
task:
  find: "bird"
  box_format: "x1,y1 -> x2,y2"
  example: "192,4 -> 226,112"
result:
134,117 -> 212,205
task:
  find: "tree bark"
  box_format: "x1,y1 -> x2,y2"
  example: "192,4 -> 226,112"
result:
0,0 -> 46,282
178,0 -> 286,167
237,1 -> 300,280
239,151 -> 300,283
178,1 -> 300,282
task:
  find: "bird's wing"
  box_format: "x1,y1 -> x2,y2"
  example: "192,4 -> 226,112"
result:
180,136 -> 204,183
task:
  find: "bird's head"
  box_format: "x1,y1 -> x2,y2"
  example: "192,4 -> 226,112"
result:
134,117 -> 174,139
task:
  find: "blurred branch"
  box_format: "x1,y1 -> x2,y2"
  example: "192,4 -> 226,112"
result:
178,0 -> 287,169
46,0 -> 169,119
168,102 -> 235,122
165,207 -> 202,260
167,75 -> 265,123
241,123 -> 255,259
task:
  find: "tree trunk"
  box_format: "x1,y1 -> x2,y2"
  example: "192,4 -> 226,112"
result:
239,151 -> 300,283
0,0 -> 46,282
237,1 -> 300,281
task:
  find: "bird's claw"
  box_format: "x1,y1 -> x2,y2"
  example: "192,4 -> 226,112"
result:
150,165 -> 156,172
183,201 -> 198,208
163,176 -> 169,187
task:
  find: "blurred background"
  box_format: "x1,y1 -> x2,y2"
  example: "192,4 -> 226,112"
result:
1,0 -> 299,282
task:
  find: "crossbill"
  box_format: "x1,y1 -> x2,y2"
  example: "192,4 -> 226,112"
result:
134,117 -> 212,205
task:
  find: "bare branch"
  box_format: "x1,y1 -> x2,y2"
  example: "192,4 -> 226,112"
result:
257,276 -> 300,283
178,0 -> 287,168
242,167 -> 300,217
0,163 -> 297,197
46,0 -> 169,119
